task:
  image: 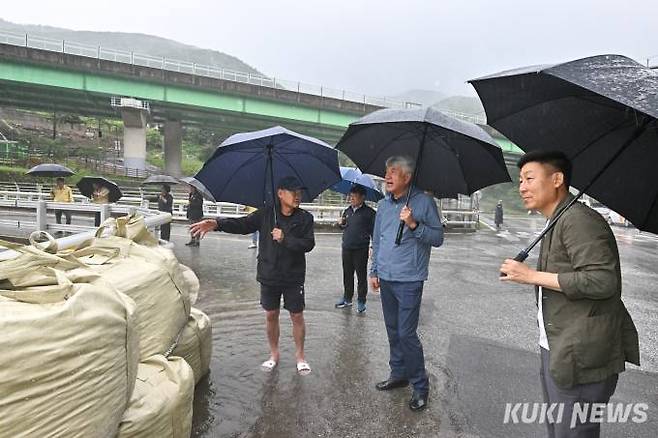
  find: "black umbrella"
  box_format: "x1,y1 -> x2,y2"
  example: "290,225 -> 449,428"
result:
142,174 -> 180,185
76,176 -> 122,203
470,54 -> 658,263
336,106 -> 511,244
26,163 -> 75,178
179,176 -> 216,202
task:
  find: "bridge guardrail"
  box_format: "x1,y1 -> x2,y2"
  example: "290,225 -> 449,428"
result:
0,29 -> 425,111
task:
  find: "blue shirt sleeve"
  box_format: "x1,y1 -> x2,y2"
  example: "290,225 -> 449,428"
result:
412,196 -> 444,247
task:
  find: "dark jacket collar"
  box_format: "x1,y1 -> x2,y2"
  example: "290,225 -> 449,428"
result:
386,186 -> 421,203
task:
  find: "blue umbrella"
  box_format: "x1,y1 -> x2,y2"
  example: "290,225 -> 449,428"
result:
194,126 -> 341,222
331,167 -> 384,202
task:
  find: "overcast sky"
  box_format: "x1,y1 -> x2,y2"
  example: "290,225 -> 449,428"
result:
3,0 -> 657,98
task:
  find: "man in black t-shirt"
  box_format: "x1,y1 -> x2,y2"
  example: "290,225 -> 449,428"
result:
190,176 -> 315,375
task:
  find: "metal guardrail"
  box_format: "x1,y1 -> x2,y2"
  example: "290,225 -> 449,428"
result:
0,29 -> 421,110
110,96 -> 150,112
0,189 -> 358,226
1,183 -> 481,229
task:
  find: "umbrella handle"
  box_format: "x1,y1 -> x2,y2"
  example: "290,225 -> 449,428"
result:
499,250 -> 529,277
395,220 -> 405,245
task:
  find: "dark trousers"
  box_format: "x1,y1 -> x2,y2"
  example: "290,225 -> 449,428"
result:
342,247 -> 369,303
380,280 -> 428,394
540,348 -> 618,438
160,223 -> 171,241
94,212 -> 101,227
55,210 -> 71,225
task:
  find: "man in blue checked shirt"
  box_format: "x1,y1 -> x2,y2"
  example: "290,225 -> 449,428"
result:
369,155 -> 444,412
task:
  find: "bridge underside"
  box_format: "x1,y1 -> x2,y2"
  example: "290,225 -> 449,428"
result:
0,80 -> 348,144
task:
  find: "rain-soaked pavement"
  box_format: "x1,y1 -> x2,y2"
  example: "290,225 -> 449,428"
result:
166,215 -> 658,438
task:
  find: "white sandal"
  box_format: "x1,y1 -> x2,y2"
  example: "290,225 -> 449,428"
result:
260,359 -> 278,372
296,361 -> 312,376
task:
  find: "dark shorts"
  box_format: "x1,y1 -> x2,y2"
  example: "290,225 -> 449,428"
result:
260,283 -> 305,313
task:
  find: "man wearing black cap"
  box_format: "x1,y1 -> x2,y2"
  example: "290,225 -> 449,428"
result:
190,176 -> 315,375
335,184 -> 376,313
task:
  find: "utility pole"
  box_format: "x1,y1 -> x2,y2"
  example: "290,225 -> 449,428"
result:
52,110 -> 57,140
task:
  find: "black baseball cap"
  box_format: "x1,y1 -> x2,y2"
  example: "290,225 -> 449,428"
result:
277,176 -> 306,191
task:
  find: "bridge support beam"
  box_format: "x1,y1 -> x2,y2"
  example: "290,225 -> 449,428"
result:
164,120 -> 182,177
121,108 -> 148,171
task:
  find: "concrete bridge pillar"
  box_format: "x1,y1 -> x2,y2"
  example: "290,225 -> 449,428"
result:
164,120 -> 182,177
121,108 -> 148,170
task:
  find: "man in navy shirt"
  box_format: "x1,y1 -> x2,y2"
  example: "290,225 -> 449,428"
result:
335,185 -> 376,313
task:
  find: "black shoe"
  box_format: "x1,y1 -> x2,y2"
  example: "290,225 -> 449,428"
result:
185,241 -> 194,246
375,378 -> 409,391
409,392 -> 429,411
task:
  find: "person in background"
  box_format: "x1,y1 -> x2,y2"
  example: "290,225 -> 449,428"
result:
92,182 -> 110,227
148,184 -> 174,241
50,177 -> 73,229
335,184 -> 376,313
495,200 -> 504,231
186,185 -> 204,246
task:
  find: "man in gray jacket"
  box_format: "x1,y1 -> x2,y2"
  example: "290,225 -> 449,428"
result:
369,156 -> 444,412
501,151 -> 639,438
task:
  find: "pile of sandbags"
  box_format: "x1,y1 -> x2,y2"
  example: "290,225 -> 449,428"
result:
0,260 -> 139,438
0,216 -> 212,437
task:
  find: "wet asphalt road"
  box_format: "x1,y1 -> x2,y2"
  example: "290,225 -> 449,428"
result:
167,216 -> 658,438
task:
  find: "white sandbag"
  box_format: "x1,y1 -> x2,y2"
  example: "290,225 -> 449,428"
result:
0,268 -> 139,438
179,264 -> 200,305
118,355 -> 194,438
172,307 -> 212,383
71,228 -> 191,359
77,255 -> 190,360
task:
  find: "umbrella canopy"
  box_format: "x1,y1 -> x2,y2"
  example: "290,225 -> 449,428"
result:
194,126 -> 341,209
470,54 -> 658,235
336,107 -> 511,199
179,176 -> 216,202
76,176 -> 122,203
330,167 -> 384,202
142,174 -> 180,185
337,107 -> 510,244
26,163 -> 75,178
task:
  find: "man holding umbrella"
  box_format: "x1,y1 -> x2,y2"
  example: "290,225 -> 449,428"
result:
337,105 -> 510,412
190,176 -> 315,375
500,151 -> 639,438
370,156 -> 443,412
147,184 -> 174,241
